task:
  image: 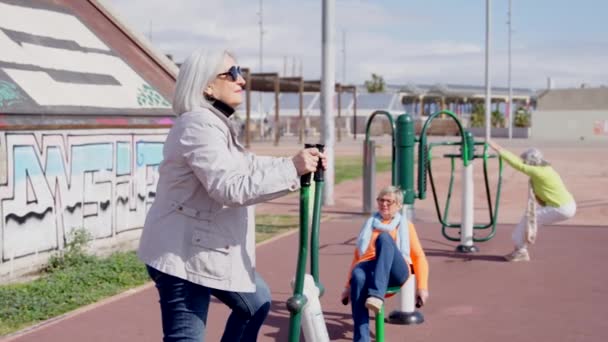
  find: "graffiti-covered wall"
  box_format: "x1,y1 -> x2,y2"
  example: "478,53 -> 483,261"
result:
0,0 -> 177,282
0,128 -> 168,280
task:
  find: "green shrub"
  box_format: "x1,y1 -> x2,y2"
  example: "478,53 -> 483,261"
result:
491,110 -> 505,128
469,104 -> 485,128
514,107 -> 531,127
469,104 -> 506,128
46,228 -> 94,272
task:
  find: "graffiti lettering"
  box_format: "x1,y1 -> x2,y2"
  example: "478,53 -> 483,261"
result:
0,130 -> 167,261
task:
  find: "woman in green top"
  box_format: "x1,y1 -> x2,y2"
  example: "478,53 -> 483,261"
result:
488,141 -> 576,262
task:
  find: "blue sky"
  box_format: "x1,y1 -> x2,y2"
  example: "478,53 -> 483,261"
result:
107,0 -> 608,89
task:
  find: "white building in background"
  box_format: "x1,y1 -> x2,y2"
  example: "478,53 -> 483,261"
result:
532,87 -> 608,141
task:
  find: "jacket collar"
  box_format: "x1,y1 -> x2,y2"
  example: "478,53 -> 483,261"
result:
211,99 -> 235,118
205,105 -> 245,150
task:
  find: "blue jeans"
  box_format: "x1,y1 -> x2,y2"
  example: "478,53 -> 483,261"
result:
349,232 -> 409,342
146,266 -> 271,342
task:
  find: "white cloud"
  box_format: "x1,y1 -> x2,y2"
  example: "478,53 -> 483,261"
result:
104,0 -> 608,89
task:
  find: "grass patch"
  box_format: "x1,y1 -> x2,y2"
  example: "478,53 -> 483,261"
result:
335,156 -> 391,184
0,217 -> 303,336
0,251 -> 149,336
255,214 -> 299,243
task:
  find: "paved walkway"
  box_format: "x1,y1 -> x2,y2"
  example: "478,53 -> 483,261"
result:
2,137 -> 607,342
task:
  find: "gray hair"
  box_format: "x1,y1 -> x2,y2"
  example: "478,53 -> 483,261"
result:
520,148 -> 550,166
377,185 -> 403,205
172,48 -> 234,115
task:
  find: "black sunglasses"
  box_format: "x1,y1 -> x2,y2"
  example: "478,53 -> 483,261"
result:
217,65 -> 242,82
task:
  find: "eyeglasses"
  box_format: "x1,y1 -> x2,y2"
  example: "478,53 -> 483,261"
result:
376,198 -> 397,205
217,65 -> 242,82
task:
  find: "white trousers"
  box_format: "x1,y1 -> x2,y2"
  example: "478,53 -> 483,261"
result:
512,201 -> 577,249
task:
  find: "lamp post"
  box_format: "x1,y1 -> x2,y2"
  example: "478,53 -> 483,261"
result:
321,0 -> 336,205
484,0 -> 492,142
507,0 -> 513,139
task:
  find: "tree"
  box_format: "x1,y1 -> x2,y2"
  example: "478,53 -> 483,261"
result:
364,73 -> 385,93
513,107 -> 531,127
469,104 -> 485,128
491,110 -> 505,128
469,104 -> 505,128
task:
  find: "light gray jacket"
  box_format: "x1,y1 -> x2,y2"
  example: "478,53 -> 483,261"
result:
138,107 -> 299,292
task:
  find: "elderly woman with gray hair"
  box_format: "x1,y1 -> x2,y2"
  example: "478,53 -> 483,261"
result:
340,185 -> 429,342
488,140 -> 576,262
138,48 -> 326,341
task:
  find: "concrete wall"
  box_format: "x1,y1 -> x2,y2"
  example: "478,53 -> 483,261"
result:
0,128 -> 168,283
536,88 -> 608,111
532,111 -> 608,141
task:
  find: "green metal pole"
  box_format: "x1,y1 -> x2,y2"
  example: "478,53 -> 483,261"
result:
287,144 -> 314,342
417,134 -> 428,200
395,114 -> 415,202
310,144 -> 325,296
463,130 -> 475,163
376,305 -> 385,341
418,110 -> 469,199
365,110 -> 396,184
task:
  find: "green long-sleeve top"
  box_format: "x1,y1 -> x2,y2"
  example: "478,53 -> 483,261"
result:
499,150 -> 574,208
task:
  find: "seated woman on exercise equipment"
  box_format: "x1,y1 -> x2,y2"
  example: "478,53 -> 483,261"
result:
488,140 -> 576,262
340,185 -> 429,342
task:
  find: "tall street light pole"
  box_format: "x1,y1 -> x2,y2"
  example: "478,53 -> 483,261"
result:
342,29 -> 346,84
259,0 -> 264,74
507,0 -> 513,139
258,0 -> 265,137
484,0 -> 492,142
321,0 -> 336,205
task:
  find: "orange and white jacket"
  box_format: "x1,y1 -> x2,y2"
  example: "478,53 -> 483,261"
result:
345,214 -> 429,291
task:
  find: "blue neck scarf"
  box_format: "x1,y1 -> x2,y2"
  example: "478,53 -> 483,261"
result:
356,212 -> 410,257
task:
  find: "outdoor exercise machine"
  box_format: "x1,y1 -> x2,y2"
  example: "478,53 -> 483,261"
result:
365,109 -> 503,251
417,110 -> 503,250
363,111 -> 423,328
287,143 -> 330,342
362,109 -> 503,328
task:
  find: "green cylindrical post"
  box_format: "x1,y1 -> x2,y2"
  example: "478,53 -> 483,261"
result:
376,306 -> 385,341
463,130 -> 475,165
395,114 -> 416,204
310,144 -> 325,296
390,114 -> 424,325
